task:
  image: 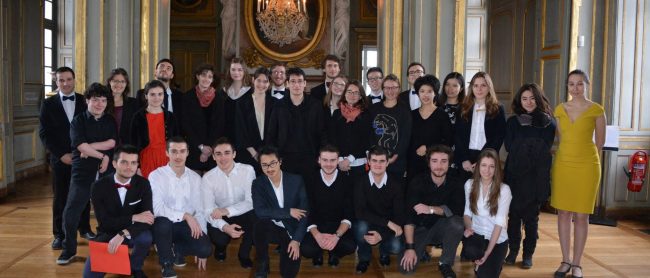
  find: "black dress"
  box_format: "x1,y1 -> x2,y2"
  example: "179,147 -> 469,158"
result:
235,91 -> 276,174
181,88 -> 226,171
221,87 -> 252,147
407,107 -> 453,180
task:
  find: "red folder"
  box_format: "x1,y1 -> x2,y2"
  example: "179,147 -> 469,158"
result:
88,241 -> 131,275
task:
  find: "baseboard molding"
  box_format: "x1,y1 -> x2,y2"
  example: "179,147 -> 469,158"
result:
605,207 -> 650,218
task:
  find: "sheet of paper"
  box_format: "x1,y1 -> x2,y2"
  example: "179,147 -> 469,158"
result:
89,241 -> 131,275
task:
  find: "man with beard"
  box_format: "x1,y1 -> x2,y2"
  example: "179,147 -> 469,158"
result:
136,58 -> 183,117
270,62 -> 287,99
398,144 -> 465,278
301,145 -> 356,268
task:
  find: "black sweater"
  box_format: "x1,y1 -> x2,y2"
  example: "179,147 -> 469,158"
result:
267,95 -> 326,156
327,109 -> 372,161
368,102 -> 413,174
407,108 -> 453,179
405,173 -> 465,227
305,170 -> 354,227
354,174 -> 405,235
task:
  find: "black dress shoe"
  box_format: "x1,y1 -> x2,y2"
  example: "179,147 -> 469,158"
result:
56,251 -> 75,265
379,254 -> 391,267
238,257 -> 253,269
51,237 -> 63,250
504,251 -> 517,265
79,231 -> 97,240
522,257 -> 533,269
214,251 -> 226,262
255,260 -> 270,278
420,252 -> 431,262
312,255 -> 323,267
356,261 -> 369,274
328,255 -> 339,267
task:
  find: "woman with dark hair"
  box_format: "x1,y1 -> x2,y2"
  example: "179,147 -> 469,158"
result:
322,74 -> 348,117
462,148 -> 512,278
551,70 -> 606,278
105,68 -> 139,146
454,72 -> 506,180
438,72 -> 466,125
130,80 -> 180,178
327,80 -> 371,179
407,74 -> 453,181
221,57 -> 252,145
235,67 -> 275,174
182,63 -> 226,172
502,83 -> 556,269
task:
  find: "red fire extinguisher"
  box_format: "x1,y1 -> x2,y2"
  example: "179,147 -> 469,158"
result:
624,151 -> 648,192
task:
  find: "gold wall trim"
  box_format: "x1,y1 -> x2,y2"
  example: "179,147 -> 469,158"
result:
541,0 -> 565,51
454,0 -> 466,73
640,2 -> 648,131
601,1 -> 609,106
74,0 -> 86,92
539,54 -> 561,102
568,0 -> 581,72
141,1 -> 151,86
381,0 -> 402,80
435,0 -> 440,77
99,2 -> 104,81
588,1 -> 596,100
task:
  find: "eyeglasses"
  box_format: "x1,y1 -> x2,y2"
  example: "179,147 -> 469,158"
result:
261,160 -> 279,170
332,81 -> 346,88
110,80 -> 127,84
345,90 -> 361,96
272,71 -> 285,75
288,79 -> 305,85
367,77 -> 382,82
383,86 -> 400,91
408,70 -> 424,75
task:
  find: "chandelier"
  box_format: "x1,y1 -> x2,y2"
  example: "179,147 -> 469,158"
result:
256,0 -> 308,47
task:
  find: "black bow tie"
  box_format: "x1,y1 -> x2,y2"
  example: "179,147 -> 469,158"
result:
326,82 -> 331,88
62,95 -> 75,101
114,183 -> 131,190
411,90 -> 417,95
369,95 -> 382,100
273,90 -> 283,95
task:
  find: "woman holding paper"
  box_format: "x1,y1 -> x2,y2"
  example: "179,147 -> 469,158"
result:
551,69 -> 606,278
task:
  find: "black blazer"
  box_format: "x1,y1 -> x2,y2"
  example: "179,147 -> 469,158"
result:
136,87 -> 184,121
251,172 -> 309,242
115,97 -> 139,146
129,108 -> 180,152
91,175 -> 153,239
399,89 -> 417,110
309,82 -> 327,103
181,88 -> 226,171
235,91 -> 275,151
453,104 -> 507,165
39,93 -> 87,162
267,96 -> 326,156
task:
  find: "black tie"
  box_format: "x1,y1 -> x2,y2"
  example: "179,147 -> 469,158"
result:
62,95 -> 75,101
273,90 -> 283,96
369,95 -> 381,100
411,90 -> 417,95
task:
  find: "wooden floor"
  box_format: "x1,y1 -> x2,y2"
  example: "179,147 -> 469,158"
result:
1,173 -> 650,277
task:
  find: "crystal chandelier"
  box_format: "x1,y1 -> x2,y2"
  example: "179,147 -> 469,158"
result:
256,0 -> 308,47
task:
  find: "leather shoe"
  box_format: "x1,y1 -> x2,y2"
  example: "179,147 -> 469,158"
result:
51,237 -> 63,250
312,255 -> 323,267
356,261 -> 369,274
379,254 -> 391,267
522,256 -> 533,269
56,251 -> 75,265
214,251 -> 226,262
238,257 -> 253,269
255,260 -> 270,278
80,231 -> 96,240
328,255 -> 339,267
504,251 -> 517,265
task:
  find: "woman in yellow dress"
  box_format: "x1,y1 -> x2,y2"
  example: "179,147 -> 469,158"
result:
551,69 -> 606,278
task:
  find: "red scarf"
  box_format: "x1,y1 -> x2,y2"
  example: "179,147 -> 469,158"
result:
340,103 -> 362,123
195,85 -> 216,107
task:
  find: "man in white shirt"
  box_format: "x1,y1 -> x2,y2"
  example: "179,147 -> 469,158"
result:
150,137 -> 212,278
399,62 -> 426,110
202,137 -> 256,269
270,62 -> 287,99
366,67 -> 384,104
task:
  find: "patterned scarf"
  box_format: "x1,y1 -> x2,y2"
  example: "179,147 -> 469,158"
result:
340,103 -> 362,123
195,85 -> 216,107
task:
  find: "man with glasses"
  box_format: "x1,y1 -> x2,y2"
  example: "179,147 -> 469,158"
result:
366,67 -> 384,104
400,62 -> 426,110
252,146 -> 309,278
310,54 -> 341,102
267,67 -> 325,180
270,62 -> 287,99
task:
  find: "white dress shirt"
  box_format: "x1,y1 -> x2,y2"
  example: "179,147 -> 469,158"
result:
272,86 -> 286,99
369,90 -> 383,104
59,91 -> 76,122
270,173 -> 285,229
114,175 -> 131,206
367,171 -> 388,189
202,163 -> 256,231
409,88 -> 421,110
468,103 -> 487,150
165,87 -> 173,112
463,179 -> 512,243
149,164 -> 206,232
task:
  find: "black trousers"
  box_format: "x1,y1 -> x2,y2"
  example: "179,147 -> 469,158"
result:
51,160 -> 91,239
398,216 -> 464,273
207,211 -> 256,259
300,222 -> 356,259
62,166 -> 105,254
507,201 -> 541,257
152,217 -> 212,265
254,219 -> 301,278
464,236 -> 508,278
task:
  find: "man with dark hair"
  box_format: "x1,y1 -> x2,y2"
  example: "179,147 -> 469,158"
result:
202,137 -> 256,269
366,67 -> 384,104
39,66 -> 94,250
252,145 -> 309,278
83,145 -> 154,278
58,83 -> 117,265
270,62 -> 287,99
136,58 -> 183,116
400,62 -> 426,110
310,54 -> 341,101
399,144 -> 464,278
267,67 -> 325,180
150,136 -> 212,277
301,145 -> 356,267
353,145 -> 405,274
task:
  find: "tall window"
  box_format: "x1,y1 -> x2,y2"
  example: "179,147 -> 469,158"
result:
44,0 -> 57,95
361,46 -> 378,94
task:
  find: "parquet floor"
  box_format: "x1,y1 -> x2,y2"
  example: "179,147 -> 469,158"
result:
1,172 -> 650,277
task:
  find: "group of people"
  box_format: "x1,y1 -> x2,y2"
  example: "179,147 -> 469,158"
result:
38,53 -> 606,278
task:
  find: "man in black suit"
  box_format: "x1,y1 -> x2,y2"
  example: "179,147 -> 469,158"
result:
270,62 -> 287,99
136,58 -> 183,116
366,67 -> 385,104
83,145 -> 154,278
252,146 -> 309,278
39,66 -> 95,250
309,54 -> 341,102
399,62 -> 426,110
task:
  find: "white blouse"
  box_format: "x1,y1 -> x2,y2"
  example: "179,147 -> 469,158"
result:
463,179 -> 512,244
468,103 -> 487,150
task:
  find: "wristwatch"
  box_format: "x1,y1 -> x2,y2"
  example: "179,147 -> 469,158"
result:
335,232 -> 343,238
118,230 -> 131,240
429,206 -> 435,215
198,144 -> 204,151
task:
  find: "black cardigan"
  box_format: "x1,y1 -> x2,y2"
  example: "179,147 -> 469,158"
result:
129,108 -> 180,152
181,88 -> 226,171
453,104 -> 506,165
